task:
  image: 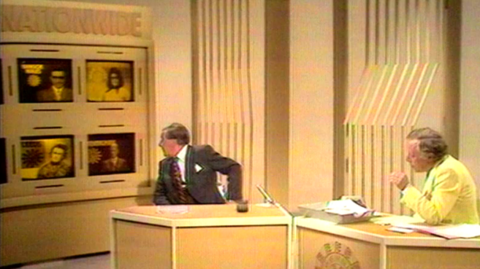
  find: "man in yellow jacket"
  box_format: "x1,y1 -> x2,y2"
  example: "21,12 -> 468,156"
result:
389,127 -> 479,225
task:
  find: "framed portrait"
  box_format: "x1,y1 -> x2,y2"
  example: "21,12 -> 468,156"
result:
17,58 -> 73,103
1,59 -> 4,105
86,61 -> 134,102
0,138 -> 7,184
88,133 -> 135,176
21,135 -> 75,181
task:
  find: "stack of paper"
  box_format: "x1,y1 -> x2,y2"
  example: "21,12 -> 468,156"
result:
298,200 -> 375,224
323,199 -> 372,217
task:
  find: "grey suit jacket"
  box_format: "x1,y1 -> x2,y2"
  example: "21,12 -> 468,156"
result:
36,87 -> 73,102
153,145 -> 242,205
101,158 -> 129,173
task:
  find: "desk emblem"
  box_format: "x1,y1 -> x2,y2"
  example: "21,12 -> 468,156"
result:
315,241 -> 360,269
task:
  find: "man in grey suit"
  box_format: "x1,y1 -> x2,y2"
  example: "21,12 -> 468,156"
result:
36,69 -> 73,102
153,123 -> 243,205
101,143 -> 130,173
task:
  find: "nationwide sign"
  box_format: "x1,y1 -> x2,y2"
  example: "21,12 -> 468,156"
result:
1,5 -> 143,37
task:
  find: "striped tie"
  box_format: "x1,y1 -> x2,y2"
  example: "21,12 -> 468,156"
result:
170,158 -> 187,203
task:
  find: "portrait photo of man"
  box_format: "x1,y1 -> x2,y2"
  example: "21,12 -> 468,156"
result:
88,133 -> 135,176
100,143 -> 130,173
0,59 -> 4,105
0,138 -> 7,184
18,59 -> 73,103
37,143 -> 73,179
36,69 -> 73,102
21,136 -> 75,181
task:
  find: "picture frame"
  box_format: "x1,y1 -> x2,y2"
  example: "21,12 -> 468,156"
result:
1,59 -> 4,105
21,135 -> 75,181
86,60 -> 134,102
0,138 -> 7,184
17,58 -> 73,103
88,133 -> 135,176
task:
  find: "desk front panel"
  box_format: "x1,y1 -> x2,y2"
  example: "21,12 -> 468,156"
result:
298,227 -> 380,269
114,220 -> 172,269
176,225 -> 288,269
387,246 -> 480,269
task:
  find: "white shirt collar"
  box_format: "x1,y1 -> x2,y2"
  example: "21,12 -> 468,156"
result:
176,145 -> 188,163
52,86 -> 64,93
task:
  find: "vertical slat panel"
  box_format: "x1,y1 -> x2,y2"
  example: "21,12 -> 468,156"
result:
344,124 -> 352,195
218,0 -> 227,186
222,0 -> 232,158
437,0 -> 444,61
215,0 -> 224,154
378,0 -> 387,64
397,0 -> 407,64
406,0 -> 414,63
418,0 -> 427,63
381,125 -> 389,212
359,125 -> 366,199
206,0 -> 214,144
243,0 -> 253,201
367,0 -> 377,64
372,125 -> 383,210
389,126 -> 400,214
364,125 -> 372,206
232,0 -> 242,165
192,0 -> 259,200
345,0 -> 444,215
350,124 -> 356,195
197,0 -> 206,144
386,0 -> 395,63
211,0 -> 220,149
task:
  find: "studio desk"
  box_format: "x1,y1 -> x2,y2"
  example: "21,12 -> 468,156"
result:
295,216 -> 480,269
110,204 -> 293,269
110,205 -> 480,269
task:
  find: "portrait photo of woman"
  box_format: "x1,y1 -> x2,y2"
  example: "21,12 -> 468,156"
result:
86,61 -> 133,102
103,67 -> 131,102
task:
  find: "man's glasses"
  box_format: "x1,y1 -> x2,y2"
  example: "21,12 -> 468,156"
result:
52,76 -> 66,79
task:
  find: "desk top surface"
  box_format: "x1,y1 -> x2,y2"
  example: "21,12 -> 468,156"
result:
111,204 -> 291,227
115,204 -> 287,218
296,216 -> 480,248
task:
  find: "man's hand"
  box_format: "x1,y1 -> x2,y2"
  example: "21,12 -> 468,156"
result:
388,171 -> 410,191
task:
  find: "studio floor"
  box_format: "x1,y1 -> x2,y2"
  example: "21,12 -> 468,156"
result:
7,253 -> 110,269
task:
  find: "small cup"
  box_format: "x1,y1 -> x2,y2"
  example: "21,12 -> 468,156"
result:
236,200 -> 249,213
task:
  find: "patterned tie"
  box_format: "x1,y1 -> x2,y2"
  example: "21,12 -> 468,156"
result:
170,158 -> 187,203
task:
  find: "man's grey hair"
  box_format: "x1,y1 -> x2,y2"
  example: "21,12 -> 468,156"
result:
162,123 -> 190,145
406,127 -> 448,162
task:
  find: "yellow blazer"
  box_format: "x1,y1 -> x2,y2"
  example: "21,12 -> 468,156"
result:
401,155 -> 479,225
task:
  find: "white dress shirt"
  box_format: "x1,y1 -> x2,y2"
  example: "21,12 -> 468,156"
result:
175,145 -> 188,182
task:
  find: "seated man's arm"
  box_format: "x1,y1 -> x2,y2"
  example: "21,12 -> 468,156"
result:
401,168 -> 461,225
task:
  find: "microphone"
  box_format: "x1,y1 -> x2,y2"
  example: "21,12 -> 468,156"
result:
256,184 -> 275,205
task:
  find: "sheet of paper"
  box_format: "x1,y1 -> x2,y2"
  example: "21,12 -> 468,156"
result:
387,226 -> 414,234
393,223 -> 480,239
371,215 -> 424,226
434,224 -> 480,239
